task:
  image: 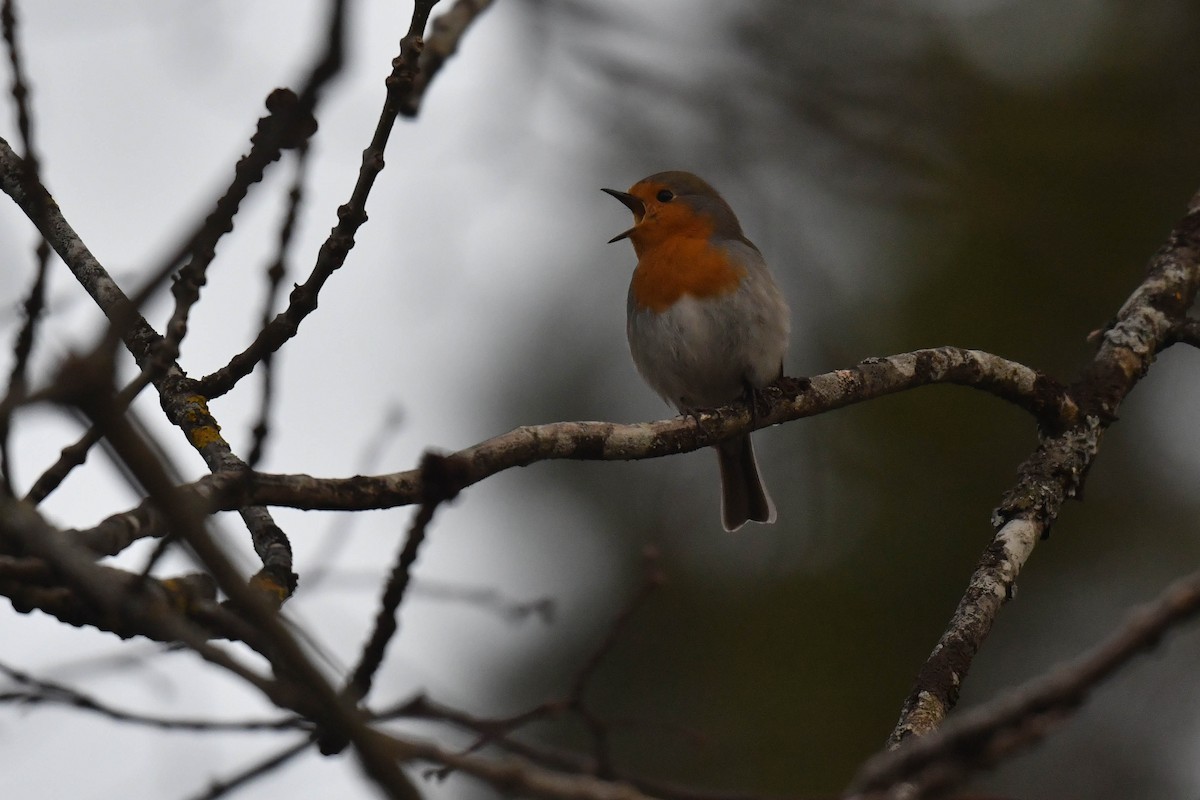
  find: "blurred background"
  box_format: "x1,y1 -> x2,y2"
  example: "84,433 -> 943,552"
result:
2,0 -> 1200,797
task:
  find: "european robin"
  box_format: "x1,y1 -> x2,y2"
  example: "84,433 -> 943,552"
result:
603,171 -> 791,531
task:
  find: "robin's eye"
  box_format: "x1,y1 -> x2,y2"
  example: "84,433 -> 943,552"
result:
656,189 -> 674,202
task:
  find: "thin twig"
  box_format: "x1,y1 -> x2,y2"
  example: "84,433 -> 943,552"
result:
247,142 -> 312,468
426,550 -> 664,780
196,0 -> 456,400
400,0 -> 497,116
2,501 -> 277,694
22,365 -> 154,505
155,88 -> 320,375
321,450 -> 460,755
188,736 -> 316,800
0,0 -> 50,497
1,0 -> 39,168
407,577 -> 556,623
346,499 -> 440,699
568,548 -> 664,775
0,660 -> 302,732
0,0 -> 345,602
137,0 -> 344,364
0,240 -> 48,496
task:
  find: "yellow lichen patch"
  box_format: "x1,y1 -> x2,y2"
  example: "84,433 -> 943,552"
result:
184,394 -> 212,416
188,424 -> 224,449
161,578 -> 195,613
249,572 -> 291,608
183,394 -> 224,449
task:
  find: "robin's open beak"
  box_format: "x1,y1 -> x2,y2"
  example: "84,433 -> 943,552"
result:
602,188 -> 644,243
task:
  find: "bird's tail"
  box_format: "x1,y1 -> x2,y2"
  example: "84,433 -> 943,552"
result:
715,435 -> 776,532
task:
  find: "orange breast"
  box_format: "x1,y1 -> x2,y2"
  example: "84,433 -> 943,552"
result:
630,237 -> 746,313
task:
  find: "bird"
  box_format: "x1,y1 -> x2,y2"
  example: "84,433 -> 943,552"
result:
603,171 -> 791,531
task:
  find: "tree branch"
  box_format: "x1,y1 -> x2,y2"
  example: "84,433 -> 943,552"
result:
52,346 -> 1072,560
51,358 -> 421,800
851,564 -> 1200,798
231,346 -> 1074,511
0,134 -> 298,596
886,189 -> 1200,747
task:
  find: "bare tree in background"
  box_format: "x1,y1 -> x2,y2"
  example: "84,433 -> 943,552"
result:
3,1 -> 1200,799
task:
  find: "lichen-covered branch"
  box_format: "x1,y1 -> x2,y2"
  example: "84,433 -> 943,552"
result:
851,563 -> 1200,798
883,189 -> 1200,754
53,346 -> 1068,552
0,133 -> 297,594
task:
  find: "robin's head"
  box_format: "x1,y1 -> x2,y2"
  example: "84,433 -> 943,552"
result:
603,171 -> 746,252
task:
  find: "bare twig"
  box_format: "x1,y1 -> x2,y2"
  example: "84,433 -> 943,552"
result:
0,553 -> 265,646
321,450 -> 460,755
401,0 -> 497,116
0,660 -> 302,732
421,550 -> 664,780
1,0 -> 39,169
188,736 -> 316,800
0,240 -> 48,496
379,693 -> 593,771
382,697 -> 819,800
346,492 -> 443,703
0,135 -> 159,364
22,366 -> 153,505
566,548 -> 664,775
572,548 -> 664,701
0,0 -> 347,600
0,134 -> 296,593
0,135 -> 298,595
408,578 -> 555,623
156,88 -> 320,373
142,0 -> 344,359
196,0 -> 462,400
247,142 -> 312,468
0,0 -> 50,497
